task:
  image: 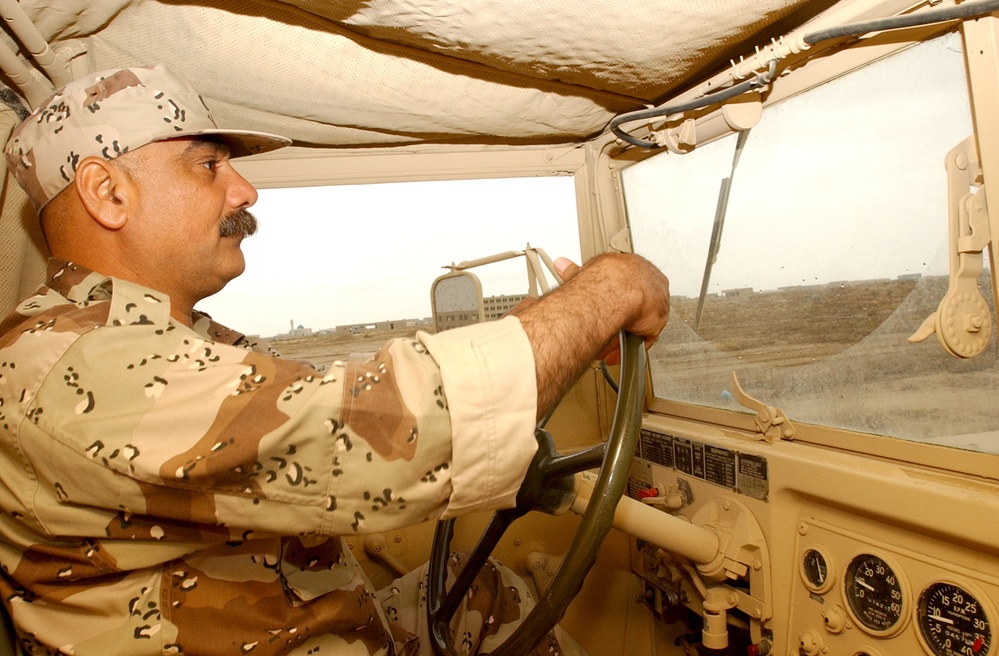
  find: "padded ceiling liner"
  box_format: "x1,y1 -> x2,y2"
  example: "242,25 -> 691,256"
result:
3,0 -> 827,148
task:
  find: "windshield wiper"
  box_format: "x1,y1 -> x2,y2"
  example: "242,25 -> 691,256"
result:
695,128 -> 751,330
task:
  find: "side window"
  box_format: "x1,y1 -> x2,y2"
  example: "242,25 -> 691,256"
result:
200,176 -> 581,365
622,36 -> 996,451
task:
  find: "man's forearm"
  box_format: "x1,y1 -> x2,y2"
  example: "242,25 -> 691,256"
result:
516,253 -> 670,419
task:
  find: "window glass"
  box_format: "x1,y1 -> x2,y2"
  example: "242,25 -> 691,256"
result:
624,36 -> 998,452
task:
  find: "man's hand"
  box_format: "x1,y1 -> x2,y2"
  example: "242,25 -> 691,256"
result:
516,253 -> 670,419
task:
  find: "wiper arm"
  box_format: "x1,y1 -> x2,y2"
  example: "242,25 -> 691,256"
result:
695,128 -> 752,330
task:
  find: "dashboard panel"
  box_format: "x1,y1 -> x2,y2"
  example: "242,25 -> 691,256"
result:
792,520 -> 996,656
629,416 -> 999,656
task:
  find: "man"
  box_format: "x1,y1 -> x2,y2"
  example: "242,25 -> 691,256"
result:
0,65 -> 669,654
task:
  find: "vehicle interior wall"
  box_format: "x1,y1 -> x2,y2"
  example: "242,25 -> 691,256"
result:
0,105 -> 45,323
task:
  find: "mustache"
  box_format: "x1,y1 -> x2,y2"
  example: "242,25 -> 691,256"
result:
219,209 -> 258,238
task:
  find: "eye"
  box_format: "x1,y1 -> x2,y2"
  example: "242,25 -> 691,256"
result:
201,159 -> 219,172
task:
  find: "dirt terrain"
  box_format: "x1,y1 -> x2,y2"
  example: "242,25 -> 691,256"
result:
654,276 -> 998,444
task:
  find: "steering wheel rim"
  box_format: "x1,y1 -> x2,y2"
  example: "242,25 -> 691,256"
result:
427,331 -> 647,656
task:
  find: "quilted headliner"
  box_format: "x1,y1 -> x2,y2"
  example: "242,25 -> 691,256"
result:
2,0 -> 827,148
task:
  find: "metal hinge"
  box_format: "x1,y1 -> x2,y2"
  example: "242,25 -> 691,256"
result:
729,371 -> 795,442
908,135 -> 993,358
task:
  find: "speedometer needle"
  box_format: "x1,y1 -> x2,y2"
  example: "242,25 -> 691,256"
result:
927,614 -> 954,625
855,578 -> 875,592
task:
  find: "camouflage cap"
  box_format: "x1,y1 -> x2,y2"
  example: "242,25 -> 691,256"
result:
4,64 -> 292,211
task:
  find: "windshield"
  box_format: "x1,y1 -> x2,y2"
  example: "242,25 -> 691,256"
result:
623,35 -> 998,454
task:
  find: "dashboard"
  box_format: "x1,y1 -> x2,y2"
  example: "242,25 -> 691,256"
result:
628,417 -> 999,656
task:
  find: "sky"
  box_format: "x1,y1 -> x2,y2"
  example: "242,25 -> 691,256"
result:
198,176 -> 581,337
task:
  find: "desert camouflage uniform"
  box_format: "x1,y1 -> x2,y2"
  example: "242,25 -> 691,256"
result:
0,259 -> 555,655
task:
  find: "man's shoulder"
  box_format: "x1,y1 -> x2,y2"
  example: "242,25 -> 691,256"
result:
0,262 -> 178,346
0,285 -> 110,347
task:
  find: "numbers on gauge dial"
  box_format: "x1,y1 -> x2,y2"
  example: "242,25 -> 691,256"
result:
918,582 -> 992,656
844,553 -> 907,635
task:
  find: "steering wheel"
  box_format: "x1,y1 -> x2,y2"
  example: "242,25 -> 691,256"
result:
427,332 -> 647,656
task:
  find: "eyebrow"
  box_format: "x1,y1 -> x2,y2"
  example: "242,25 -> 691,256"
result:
182,136 -> 230,158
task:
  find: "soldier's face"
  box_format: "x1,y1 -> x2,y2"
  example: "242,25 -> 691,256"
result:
121,137 -> 259,301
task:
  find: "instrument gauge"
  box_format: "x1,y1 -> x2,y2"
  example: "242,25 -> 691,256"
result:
917,581 -> 993,656
801,546 -> 834,594
843,553 -> 909,636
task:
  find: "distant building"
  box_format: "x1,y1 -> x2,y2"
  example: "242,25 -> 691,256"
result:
483,294 -> 527,320
334,318 -> 432,334
286,319 -> 313,338
433,312 -> 477,330
435,293 -> 529,331
272,292 -> 526,339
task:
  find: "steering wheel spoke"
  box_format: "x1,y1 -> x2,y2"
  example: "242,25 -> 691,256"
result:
544,443 -> 606,480
428,509 -> 520,636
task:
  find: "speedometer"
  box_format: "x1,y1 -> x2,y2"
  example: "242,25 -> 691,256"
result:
917,582 -> 993,656
843,553 -> 909,636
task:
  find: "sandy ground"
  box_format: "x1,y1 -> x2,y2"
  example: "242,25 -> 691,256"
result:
654,277 -> 998,445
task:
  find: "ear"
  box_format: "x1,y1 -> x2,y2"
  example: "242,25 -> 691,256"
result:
73,157 -> 132,230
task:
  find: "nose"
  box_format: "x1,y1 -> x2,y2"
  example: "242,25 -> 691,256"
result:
227,166 -> 259,209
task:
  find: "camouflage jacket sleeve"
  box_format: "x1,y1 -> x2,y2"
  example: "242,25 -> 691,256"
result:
419,320 -> 538,517
0,262 -> 538,542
